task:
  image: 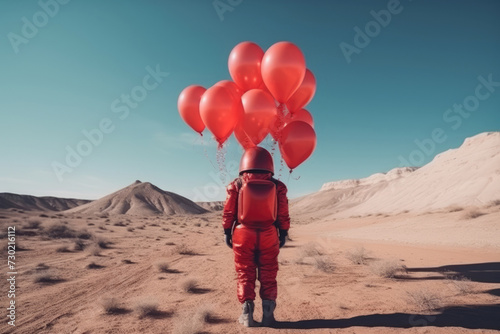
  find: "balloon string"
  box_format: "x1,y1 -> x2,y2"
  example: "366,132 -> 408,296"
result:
216,142 -> 228,184
201,134 -> 218,171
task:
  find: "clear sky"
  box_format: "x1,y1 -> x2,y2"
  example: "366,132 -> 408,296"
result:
1,0 -> 499,202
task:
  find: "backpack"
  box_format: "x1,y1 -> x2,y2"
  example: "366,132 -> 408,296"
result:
237,177 -> 277,228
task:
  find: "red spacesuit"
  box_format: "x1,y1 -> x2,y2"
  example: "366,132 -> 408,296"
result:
223,147 -> 290,327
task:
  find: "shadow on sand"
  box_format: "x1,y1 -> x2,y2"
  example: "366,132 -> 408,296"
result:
405,262 -> 500,283
272,304 -> 500,330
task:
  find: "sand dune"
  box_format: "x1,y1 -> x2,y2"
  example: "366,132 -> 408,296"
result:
0,193 -> 90,211
292,132 -> 500,218
65,180 -> 207,216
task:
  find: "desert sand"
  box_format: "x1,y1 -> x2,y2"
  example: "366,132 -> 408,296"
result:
1,132 -> 499,334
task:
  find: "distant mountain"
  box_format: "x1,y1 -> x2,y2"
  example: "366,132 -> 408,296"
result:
292,132 -> 500,218
64,180 -> 208,216
0,193 -> 90,211
196,201 -> 225,211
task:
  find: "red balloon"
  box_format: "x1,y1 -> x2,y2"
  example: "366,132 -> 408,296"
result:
279,121 -> 316,169
228,42 -> 264,91
177,85 -> 206,134
286,69 -> 316,112
234,121 -> 255,149
284,108 -> 314,128
241,89 -> 277,145
261,41 -> 306,104
215,80 -> 243,99
199,85 -> 240,145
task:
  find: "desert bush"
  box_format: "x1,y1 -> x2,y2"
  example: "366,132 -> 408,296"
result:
448,206 -> 464,212
180,278 -> 198,293
122,259 -> 134,264
345,246 -> 369,265
101,297 -> 125,314
127,227 -> 134,232
114,221 -> 126,227
87,244 -> 101,256
76,230 -> 92,239
56,245 -> 71,253
299,242 -> 323,257
462,209 -> 486,219
25,220 -> 42,229
406,289 -> 443,312
156,261 -> 171,273
175,244 -> 196,255
95,237 -> 111,249
165,242 -> 175,246
313,255 -> 335,273
489,199 -> 500,206
134,299 -> 160,318
370,260 -> 405,278
87,262 -> 104,269
98,225 -> 107,230
172,315 -> 203,334
74,239 -> 86,251
194,222 -> 201,227
39,214 -> 49,218
194,304 -> 215,323
46,223 -> 75,238
448,276 -> 475,294
33,270 -> 61,283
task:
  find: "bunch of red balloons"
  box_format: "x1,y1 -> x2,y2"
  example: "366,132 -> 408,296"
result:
178,41 -> 317,170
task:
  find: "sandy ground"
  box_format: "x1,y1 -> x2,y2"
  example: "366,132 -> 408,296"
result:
1,205 -> 499,334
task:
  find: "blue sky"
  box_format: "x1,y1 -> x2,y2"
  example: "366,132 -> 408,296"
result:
0,0 -> 499,201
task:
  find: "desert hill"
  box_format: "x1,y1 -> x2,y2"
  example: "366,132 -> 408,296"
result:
292,132 -> 500,218
65,180 -> 208,216
196,201 -> 225,211
0,192 -> 90,211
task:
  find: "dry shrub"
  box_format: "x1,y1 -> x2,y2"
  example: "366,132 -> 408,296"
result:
101,297 -> 125,314
489,199 -> 500,206
345,246 -> 369,265
175,244 -> 196,255
87,262 -> 104,269
448,276 -> 475,294
294,242 -> 324,264
194,304 -> 215,323
172,315 -> 203,334
406,289 -> 443,312
462,209 -> 486,219
33,270 -> 61,283
95,237 -> 111,249
46,223 -> 75,238
114,221 -> 126,227
180,278 -> 198,293
25,220 -> 42,229
74,239 -> 86,251
87,244 -> 101,256
156,261 -> 170,273
370,260 -> 405,278
76,230 -> 92,239
133,299 -> 160,318
56,245 -> 71,253
127,227 -> 134,232
313,255 -> 335,273
448,206 -> 464,212
299,242 -> 323,257
165,241 -> 175,246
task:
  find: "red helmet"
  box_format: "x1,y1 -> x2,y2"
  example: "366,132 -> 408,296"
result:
239,147 -> 274,175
